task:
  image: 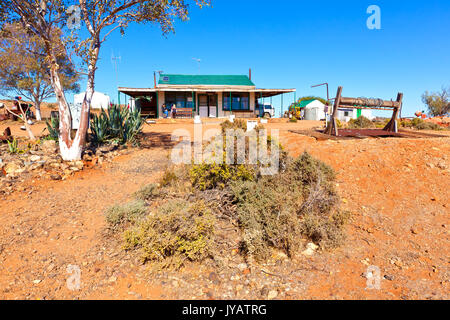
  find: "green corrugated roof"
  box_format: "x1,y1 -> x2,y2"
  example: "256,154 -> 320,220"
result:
298,99 -> 316,108
158,74 -> 255,86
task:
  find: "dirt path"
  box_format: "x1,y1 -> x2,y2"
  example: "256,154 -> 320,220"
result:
0,147 -> 171,299
0,123 -> 449,300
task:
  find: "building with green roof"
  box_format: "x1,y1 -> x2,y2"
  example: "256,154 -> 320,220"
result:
119,72 -> 295,119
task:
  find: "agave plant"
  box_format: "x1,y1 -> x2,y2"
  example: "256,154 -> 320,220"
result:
45,116 -> 60,141
7,137 -> 19,154
90,109 -> 110,143
90,105 -> 144,145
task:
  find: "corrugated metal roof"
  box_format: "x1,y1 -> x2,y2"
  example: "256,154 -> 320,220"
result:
158,74 -> 255,86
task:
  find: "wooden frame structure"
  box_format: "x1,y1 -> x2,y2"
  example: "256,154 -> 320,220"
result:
325,86 -> 403,136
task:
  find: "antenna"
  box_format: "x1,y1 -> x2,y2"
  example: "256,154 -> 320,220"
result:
111,51 -> 122,105
192,58 -> 201,74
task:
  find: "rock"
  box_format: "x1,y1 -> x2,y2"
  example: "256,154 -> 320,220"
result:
97,144 -> 117,154
33,279 -> 42,284
260,286 -> 269,298
301,242 -> 319,256
50,174 -> 62,181
410,227 -> 418,235
437,162 -> 447,170
267,290 -> 278,300
208,272 -> 220,284
41,140 -> 57,154
237,263 -> 248,272
29,155 -> 41,162
5,162 -> 24,176
384,275 -> 394,281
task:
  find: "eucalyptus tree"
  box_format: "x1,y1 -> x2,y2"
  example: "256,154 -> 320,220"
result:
0,0 -> 210,160
0,23 -> 80,121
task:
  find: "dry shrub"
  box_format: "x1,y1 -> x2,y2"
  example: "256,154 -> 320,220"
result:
220,119 -> 247,134
123,200 -> 215,269
348,116 -> 375,129
133,183 -> 160,201
190,163 -> 255,191
402,118 -> 443,131
160,169 -> 178,187
105,200 -> 147,229
231,152 -> 348,261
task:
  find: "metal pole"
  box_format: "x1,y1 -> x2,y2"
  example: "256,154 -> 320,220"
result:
311,83 -> 330,101
281,93 -> 283,118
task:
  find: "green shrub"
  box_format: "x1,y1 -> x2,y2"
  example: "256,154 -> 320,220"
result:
289,117 -> 298,123
190,163 -> 255,191
90,105 -> 144,145
123,200 -> 215,269
348,116 -> 375,129
105,200 -> 147,229
134,183 -> 160,201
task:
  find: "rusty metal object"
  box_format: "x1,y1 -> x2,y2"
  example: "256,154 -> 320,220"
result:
0,127 -> 12,142
325,86 -> 403,136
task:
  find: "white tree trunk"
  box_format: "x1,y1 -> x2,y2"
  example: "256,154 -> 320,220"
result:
35,106 -> 42,121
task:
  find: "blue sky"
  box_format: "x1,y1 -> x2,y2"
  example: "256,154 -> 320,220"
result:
14,0 -> 450,117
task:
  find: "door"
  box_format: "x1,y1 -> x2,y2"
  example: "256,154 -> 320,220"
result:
199,95 -> 208,118
208,94 -> 217,118
198,94 -> 218,118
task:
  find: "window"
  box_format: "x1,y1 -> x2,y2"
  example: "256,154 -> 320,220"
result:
223,93 -> 250,111
165,92 -> 195,110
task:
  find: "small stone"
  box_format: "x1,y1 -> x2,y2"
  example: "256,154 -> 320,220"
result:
384,275 -> 394,281
237,263 -> 248,272
108,276 -> 117,283
208,272 -> 220,284
41,140 -> 57,153
50,174 -> 62,181
260,286 -> 269,298
33,279 -> 42,284
410,227 -> 418,235
5,162 -> 24,176
267,290 -> 278,300
301,242 -> 319,256
29,155 -> 41,162
437,162 -> 447,170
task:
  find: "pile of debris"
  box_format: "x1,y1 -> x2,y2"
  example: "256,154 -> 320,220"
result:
0,139 -> 127,195
425,116 -> 450,128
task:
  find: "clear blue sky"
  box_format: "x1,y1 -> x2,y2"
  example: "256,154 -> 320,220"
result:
21,1 -> 450,117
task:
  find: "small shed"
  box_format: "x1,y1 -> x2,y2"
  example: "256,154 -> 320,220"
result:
74,92 -> 111,110
303,100 -> 326,121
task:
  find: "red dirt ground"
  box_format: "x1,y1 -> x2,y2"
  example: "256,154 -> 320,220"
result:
0,120 -> 448,300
